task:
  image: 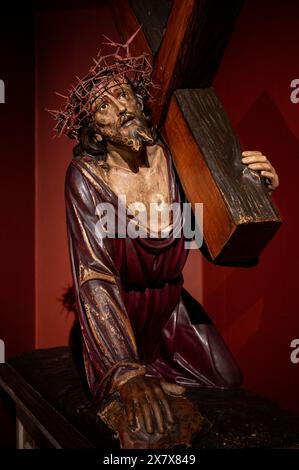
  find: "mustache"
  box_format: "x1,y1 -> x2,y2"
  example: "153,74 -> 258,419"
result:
119,112 -> 138,127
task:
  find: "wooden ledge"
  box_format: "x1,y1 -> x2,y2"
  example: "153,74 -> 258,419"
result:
0,347 -> 298,449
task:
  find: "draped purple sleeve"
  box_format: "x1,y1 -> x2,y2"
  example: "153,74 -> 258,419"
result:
65,162 -> 145,402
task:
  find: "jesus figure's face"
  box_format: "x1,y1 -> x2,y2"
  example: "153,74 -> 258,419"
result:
91,80 -> 154,152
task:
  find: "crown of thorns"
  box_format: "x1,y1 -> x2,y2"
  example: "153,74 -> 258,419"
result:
47,28 -> 154,140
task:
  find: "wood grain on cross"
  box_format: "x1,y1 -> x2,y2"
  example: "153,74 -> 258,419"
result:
111,0 -> 281,263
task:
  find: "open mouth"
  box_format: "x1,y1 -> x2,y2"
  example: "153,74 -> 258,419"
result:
121,115 -> 136,127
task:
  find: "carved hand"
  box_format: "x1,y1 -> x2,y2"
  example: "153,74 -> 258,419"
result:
119,375 -> 174,434
241,150 -> 279,194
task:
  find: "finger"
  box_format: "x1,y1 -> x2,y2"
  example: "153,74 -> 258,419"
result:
264,183 -> 275,192
261,171 -> 278,192
151,398 -> 165,434
154,387 -> 174,424
160,380 -> 186,395
145,389 -> 165,434
140,399 -> 154,434
242,150 -> 262,156
242,155 -> 267,163
134,401 -> 145,432
125,400 -> 136,429
261,171 -> 278,188
246,163 -> 272,171
261,170 -> 275,180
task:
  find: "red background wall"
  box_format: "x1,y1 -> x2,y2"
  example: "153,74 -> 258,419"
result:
0,2 -> 298,447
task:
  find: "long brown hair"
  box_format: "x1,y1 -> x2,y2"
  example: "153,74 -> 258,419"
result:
72,126 -> 107,161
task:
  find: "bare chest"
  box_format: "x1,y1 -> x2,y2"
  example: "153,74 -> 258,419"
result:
105,149 -> 170,211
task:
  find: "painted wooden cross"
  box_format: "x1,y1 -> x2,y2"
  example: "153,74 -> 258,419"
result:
112,0 -> 281,263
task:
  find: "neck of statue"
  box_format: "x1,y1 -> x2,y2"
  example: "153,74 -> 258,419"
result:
106,142 -> 149,173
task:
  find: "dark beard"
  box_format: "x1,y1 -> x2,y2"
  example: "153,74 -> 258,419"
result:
129,124 -> 156,150
105,122 -> 156,152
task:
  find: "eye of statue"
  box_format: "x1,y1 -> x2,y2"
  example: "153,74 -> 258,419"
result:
98,101 -> 109,111
119,91 -> 128,100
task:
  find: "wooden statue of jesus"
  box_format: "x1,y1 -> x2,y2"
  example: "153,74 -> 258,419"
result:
51,37 -> 279,448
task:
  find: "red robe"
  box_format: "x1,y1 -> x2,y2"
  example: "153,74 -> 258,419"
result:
65,144 -> 242,403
